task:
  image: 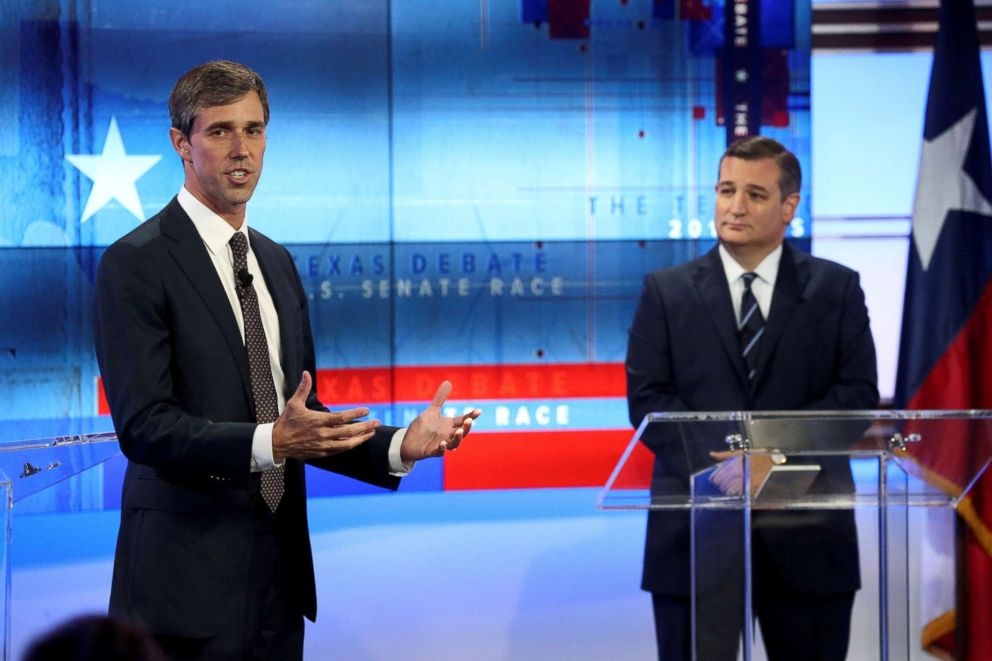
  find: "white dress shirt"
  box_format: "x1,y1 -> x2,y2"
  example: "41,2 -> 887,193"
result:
177,187 -> 410,475
718,243 -> 782,325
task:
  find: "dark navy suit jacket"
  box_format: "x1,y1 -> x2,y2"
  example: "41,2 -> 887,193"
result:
625,242 -> 879,596
94,197 -> 399,638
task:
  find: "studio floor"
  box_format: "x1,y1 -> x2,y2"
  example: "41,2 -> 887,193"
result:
10,488 -> 654,660
10,487 -> 940,660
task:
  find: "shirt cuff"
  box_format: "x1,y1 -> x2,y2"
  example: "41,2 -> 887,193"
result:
388,428 -> 415,476
251,422 -> 284,472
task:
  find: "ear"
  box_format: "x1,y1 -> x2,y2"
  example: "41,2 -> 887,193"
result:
169,127 -> 190,161
781,192 -> 800,224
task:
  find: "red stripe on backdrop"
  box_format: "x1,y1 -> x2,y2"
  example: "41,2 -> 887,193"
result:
97,376 -> 109,416
442,429 -> 645,490
314,362 -> 627,405
98,362 -> 627,414
98,366 -> 653,491
614,441 -> 656,489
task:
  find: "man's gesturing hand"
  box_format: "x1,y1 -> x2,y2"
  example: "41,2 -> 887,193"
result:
272,371 -> 380,461
400,380 -> 482,463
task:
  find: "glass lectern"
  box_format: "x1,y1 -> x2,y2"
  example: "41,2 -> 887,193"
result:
599,410 -> 992,661
0,432 -> 120,659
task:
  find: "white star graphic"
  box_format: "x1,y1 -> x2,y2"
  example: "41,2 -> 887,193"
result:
65,117 -> 161,223
912,107 -> 992,270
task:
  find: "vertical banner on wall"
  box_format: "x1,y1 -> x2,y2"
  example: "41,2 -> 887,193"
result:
895,0 -> 992,658
722,0 -> 762,143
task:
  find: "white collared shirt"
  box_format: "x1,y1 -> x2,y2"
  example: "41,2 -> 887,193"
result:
178,188 -> 286,471
718,243 -> 782,326
177,188 -> 411,475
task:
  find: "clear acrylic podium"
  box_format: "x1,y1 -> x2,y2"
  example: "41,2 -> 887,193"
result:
599,410 -> 992,661
0,432 -> 120,659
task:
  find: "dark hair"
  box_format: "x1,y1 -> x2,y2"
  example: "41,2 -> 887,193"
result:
719,136 -> 801,200
23,614 -> 165,661
169,60 -> 269,136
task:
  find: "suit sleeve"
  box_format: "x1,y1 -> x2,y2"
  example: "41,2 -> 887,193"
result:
94,241 -> 255,487
626,273 -> 692,425
625,273 -> 698,469
804,270 -> 879,412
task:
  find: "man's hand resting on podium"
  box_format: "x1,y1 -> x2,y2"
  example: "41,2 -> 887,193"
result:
708,450 -> 775,497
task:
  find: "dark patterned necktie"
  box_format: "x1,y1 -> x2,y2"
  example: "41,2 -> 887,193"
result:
229,232 -> 284,512
739,272 -> 764,382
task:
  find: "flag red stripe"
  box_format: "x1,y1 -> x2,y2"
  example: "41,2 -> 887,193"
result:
907,263 -> 992,661
907,282 -> 992,412
907,283 -> 992,503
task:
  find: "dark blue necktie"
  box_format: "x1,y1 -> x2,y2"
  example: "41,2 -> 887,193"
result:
739,272 -> 764,381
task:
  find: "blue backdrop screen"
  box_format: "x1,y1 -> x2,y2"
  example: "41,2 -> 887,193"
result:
0,0 -> 811,512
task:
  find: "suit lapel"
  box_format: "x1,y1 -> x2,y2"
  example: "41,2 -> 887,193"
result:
249,229 -> 301,397
751,242 -> 809,390
692,248 -> 749,387
160,198 -> 254,404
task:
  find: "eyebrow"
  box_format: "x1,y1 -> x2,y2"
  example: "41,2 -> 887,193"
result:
718,180 -> 771,195
200,119 -> 265,132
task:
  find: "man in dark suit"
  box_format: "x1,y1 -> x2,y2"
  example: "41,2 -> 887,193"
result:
94,60 -> 481,660
626,137 -> 878,660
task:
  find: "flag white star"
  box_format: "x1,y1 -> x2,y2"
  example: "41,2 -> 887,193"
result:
65,117 -> 161,223
912,107 -> 992,270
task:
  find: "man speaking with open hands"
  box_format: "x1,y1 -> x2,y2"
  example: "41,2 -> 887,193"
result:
94,60 -> 480,660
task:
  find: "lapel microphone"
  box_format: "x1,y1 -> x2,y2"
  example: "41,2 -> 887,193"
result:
237,268 -> 253,286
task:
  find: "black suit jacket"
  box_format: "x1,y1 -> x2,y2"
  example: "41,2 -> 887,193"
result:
625,243 -> 878,596
94,197 -> 400,638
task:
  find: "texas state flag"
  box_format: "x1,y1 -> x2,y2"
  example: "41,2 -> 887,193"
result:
894,0 -> 992,658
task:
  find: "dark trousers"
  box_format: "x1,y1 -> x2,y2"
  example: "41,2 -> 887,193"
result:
651,537 -> 855,661
153,501 -> 305,661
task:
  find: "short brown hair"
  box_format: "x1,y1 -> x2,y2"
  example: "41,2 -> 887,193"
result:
719,136 -> 801,200
169,60 -> 269,136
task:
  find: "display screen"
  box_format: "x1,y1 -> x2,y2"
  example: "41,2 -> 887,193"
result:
0,0 -> 810,509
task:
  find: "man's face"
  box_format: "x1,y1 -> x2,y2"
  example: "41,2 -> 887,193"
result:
170,91 -> 266,225
714,156 -> 799,256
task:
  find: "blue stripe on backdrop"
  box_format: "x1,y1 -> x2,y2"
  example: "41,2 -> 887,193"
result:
12,488 -> 616,568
